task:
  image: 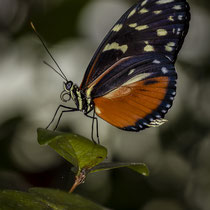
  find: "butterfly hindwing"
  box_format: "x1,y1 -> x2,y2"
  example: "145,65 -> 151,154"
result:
80,0 -> 190,89
91,53 -> 176,130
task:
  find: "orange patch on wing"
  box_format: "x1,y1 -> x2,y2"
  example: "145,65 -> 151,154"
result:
94,76 -> 169,128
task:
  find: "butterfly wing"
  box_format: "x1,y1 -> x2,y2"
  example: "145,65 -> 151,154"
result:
90,53 -> 176,130
80,0 -> 190,89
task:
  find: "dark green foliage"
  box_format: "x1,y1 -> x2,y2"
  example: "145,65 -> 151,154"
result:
0,188 -> 105,210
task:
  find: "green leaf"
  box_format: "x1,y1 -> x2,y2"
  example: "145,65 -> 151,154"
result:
91,162 -> 149,176
0,188 -> 105,210
37,129 -> 149,192
37,128 -> 107,174
0,190 -> 46,210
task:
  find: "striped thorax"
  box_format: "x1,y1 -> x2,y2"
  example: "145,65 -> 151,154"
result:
60,81 -> 93,114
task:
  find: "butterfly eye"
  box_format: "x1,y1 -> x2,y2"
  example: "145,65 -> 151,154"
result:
64,81 -> 73,91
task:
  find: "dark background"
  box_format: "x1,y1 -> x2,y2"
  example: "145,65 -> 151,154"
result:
0,0 -> 210,209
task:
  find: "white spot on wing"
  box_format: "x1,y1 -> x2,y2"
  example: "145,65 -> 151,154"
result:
123,73 -> 152,86
147,118 -> 168,127
156,0 -> 174,4
144,41 -> 154,52
157,29 -> 168,36
129,23 -> 138,28
166,104 -> 171,108
128,69 -> 135,75
177,28 -> 181,35
128,8 -> 136,18
178,15 -> 183,20
168,16 -> 174,21
144,44 -> 154,52
153,10 -> 162,14
129,24 -> 149,31
135,25 -> 149,31
103,42 -> 128,54
173,5 -> 182,10
141,0 -> 148,6
165,42 -> 175,52
153,59 -> 161,64
139,8 -> 149,14
161,67 -> 168,74
112,24 -> 123,32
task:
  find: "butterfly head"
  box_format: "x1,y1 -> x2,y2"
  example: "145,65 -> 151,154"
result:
60,81 -> 73,102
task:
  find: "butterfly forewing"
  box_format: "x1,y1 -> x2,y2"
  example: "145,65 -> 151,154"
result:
80,0 -> 190,89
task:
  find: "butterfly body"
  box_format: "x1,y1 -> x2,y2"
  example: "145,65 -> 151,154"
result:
61,82 -> 93,114
46,0 -> 190,138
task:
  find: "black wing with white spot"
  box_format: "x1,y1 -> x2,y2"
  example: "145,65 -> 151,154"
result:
80,0 -> 190,89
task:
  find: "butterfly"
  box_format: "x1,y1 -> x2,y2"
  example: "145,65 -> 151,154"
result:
32,0 -> 190,143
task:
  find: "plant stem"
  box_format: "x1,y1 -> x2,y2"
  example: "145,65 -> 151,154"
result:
69,169 -> 87,193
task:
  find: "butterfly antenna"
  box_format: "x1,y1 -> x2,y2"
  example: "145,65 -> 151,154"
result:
43,61 -> 67,81
30,22 -> 68,82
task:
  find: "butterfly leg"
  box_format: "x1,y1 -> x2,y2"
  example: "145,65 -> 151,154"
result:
46,105 -> 77,130
85,110 -> 100,144
53,107 -> 78,130
93,110 -> 100,144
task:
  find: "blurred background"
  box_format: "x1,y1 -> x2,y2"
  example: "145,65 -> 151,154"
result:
0,0 -> 210,209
